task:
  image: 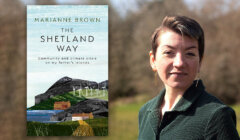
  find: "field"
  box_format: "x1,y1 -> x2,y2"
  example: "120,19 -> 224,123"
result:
232,105 -> 240,133
27,118 -> 108,136
106,99 -> 144,139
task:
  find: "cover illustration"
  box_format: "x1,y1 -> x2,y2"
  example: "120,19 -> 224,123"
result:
27,5 -> 108,136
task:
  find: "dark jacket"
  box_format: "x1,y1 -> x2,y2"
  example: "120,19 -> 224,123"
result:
138,80 -> 239,140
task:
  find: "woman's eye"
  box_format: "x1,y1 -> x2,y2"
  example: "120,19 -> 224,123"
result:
164,51 -> 173,55
186,52 -> 196,56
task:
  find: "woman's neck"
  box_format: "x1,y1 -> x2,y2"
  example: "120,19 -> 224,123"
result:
160,86 -> 186,116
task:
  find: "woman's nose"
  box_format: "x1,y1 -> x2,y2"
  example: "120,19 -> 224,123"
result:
173,53 -> 185,68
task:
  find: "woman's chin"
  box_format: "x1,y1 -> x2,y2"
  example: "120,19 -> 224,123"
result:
166,81 -> 192,90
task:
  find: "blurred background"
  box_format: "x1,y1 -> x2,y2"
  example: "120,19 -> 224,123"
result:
1,0 -> 240,139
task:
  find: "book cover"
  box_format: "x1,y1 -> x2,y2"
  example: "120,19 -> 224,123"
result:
27,5 -> 108,136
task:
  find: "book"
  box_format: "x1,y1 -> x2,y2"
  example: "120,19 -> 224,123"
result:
27,5 -> 108,136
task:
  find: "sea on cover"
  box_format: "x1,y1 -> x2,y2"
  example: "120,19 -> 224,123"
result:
27,110 -> 64,123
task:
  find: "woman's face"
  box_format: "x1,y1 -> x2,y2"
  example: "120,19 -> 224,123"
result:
150,29 -> 201,91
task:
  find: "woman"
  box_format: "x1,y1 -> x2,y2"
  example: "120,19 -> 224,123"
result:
138,16 -> 239,140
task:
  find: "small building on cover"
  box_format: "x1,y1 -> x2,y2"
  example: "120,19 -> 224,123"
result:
54,101 -> 71,110
72,112 -> 94,121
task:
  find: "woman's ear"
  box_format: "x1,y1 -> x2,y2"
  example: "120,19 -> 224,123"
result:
149,51 -> 157,71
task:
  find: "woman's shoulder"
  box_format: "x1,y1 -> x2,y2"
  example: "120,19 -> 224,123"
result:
193,90 -> 236,123
198,91 -> 239,139
196,90 -> 232,111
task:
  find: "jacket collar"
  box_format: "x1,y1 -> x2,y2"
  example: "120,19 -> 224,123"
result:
172,80 -> 204,112
146,80 -> 205,135
147,80 -> 204,112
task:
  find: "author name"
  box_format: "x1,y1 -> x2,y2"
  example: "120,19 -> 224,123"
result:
34,17 -> 101,23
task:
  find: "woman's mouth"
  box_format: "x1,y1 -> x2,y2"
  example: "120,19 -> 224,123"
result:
170,72 -> 188,75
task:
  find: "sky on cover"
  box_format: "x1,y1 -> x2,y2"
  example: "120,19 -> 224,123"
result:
27,5 -> 108,107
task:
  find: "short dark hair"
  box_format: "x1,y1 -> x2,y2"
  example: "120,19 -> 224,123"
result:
151,15 -> 204,62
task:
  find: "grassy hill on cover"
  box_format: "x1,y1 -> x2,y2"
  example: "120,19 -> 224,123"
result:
27,91 -> 86,110
28,89 -> 108,110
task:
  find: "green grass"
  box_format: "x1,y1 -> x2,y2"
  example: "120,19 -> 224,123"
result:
85,118 -> 108,136
27,117 -> 108,136
231,104 -> 240,133
27,121 -> 79,136
27,91 -> 86,110
103,98 -> 146,140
